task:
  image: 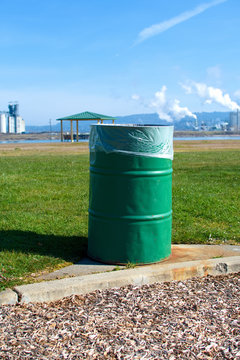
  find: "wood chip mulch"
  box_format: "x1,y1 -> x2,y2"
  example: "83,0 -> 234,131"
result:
0,273 -> 240,359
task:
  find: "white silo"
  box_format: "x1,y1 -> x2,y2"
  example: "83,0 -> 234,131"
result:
0,113 -> 7,133
8,116 -> 15,133
16,116 -> 21,133
20,118 -> 25,133
16,116 -> 25,133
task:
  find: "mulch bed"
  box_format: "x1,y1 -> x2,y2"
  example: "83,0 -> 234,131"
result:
0,273 -> 240,359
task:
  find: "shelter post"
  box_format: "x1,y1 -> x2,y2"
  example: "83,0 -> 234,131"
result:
76,120 -> 79,142
61,120 -> 63,142
112,119 -> 115,124
70,120 -> 73,142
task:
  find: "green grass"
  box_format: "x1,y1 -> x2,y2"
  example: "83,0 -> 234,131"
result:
0,150 -> 239,290
172,151 -> 240,244
0,154 -> 89,290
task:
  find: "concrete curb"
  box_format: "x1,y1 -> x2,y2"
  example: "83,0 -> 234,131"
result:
0,289 -> 18,305
6,255 -> 239,305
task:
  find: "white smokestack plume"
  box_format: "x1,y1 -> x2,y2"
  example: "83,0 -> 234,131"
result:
150,86 -> 197,122
182,82 -> 240,111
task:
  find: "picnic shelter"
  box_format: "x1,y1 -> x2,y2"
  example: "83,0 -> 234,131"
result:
56,111 -> 115,142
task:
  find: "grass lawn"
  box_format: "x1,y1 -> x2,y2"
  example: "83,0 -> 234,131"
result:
0,142 -> 239,290
172,151 -> 239,244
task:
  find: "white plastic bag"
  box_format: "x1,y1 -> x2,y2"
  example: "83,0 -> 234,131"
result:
89,124 -> 174,160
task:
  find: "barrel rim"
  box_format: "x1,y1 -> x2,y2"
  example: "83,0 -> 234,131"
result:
91,124 -> 174,128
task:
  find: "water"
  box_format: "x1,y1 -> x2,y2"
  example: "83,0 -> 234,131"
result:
0,139 -> 88,144
174,136 -> 240,140
0,139 -> 60,144
0,136 -> 240,145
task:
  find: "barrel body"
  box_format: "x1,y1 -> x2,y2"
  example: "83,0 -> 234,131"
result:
88,141 -> 172,264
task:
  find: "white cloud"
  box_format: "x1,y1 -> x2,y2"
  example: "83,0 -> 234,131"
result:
180,83 -> 192,94
136,0 -> 227,44
150,86 -> 197,122
131,94 -> 140,100
182,81 -> 240,111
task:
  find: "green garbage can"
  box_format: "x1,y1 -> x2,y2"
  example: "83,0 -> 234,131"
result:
88,124 -> 173,264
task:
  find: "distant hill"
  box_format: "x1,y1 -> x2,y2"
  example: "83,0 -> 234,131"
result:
174,112 -> 229,131
25,111 -> 230,133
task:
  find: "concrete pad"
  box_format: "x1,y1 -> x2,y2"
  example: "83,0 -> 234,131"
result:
37,257 -> 123,281
37,244 -> 240,281
0,289 -> 18,305
159,244 -> 240,264
14,255 -> 240,304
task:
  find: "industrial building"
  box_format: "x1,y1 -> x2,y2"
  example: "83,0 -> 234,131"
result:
229,109 -> 240,132
0,102 -> 25,134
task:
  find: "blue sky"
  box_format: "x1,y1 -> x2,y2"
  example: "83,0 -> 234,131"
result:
0,0 -> 239,125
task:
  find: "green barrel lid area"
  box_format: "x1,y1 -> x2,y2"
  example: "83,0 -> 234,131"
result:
89,124 -> 174,160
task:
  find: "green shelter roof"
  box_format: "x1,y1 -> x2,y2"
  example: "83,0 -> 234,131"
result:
57,111 -> 115,121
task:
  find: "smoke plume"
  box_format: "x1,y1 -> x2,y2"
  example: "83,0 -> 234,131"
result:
150,86 -> 197,122
182,82 -> 240,111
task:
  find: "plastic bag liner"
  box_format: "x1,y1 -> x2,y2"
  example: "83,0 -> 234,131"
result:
89,124 -> 174,160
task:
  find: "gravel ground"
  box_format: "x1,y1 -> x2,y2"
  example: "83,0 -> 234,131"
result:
0,273 -> 240,359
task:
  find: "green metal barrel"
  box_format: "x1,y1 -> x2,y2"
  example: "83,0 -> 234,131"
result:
88,125 -> 173,264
